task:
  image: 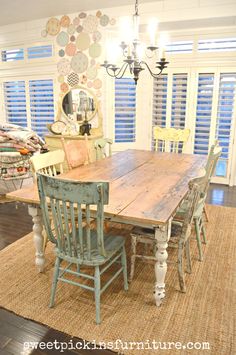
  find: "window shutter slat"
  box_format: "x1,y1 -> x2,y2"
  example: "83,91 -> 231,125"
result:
29,79 -> 55,137
115,78 -> 136,143
171,74 -> 188,128
4,81 -> 27,127
215,73 -> 236,177
194,73 -> 214,155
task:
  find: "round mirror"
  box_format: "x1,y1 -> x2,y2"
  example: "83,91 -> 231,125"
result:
61,86 -> 98,122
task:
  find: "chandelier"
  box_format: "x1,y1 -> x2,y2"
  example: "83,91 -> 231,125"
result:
101,0 -> 169,84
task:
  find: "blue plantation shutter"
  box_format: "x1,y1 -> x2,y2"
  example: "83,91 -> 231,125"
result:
29,79 -> 55,137
27,45 -> 53,59
2,48 -> 24,62
152,74 -> 168,128
166,41 -> 193,54
215,73 -> 236,177
194,73 -> 214,155
115,78 -> 136,143
171,74 -> 188,128
198,38 -> 236,52
4,81 -> 27,127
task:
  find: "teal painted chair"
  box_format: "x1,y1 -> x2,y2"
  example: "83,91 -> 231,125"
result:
129,174 -> 203,292
174,143 -> 222,261
37,173 -> 128,324
94,138 -> 113,161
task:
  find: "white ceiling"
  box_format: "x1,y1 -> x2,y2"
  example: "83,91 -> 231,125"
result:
0,0 -> 155,26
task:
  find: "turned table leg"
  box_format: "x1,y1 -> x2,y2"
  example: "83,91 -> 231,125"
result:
28,205 -> 45,273
154,219 -> 172,307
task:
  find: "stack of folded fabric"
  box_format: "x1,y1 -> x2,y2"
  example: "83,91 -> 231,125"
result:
0,124 -> 44,180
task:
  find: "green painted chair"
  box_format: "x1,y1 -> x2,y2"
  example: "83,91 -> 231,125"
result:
37,173 -> 128,324
94,138 -> 113,161
174,143 -> 222,261
129,173 -> 203,292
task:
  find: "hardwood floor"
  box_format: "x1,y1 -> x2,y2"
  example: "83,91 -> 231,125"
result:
0,183 -> 236,354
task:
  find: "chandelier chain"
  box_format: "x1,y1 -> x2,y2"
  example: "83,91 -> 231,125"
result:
135,0 -> 139,15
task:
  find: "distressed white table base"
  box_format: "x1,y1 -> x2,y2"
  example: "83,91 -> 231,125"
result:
154,219 -> 172,306
28,205 -> 45,273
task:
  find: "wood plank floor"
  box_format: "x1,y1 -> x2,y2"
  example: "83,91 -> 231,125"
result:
0,183 -> 235,354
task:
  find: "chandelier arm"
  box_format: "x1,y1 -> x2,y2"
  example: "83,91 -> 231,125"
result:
140,61 -> 163,78
105,62 -> 128,78
114,63 -> 130,79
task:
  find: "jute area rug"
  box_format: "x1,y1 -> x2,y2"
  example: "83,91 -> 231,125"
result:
0,205 -> 235,354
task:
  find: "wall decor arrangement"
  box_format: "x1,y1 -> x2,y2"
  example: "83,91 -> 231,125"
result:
42,11 -> 115,136
42,11 -> 116,96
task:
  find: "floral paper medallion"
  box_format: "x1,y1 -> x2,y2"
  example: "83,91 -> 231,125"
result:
71,52 -> 88,73
83,15 -> 99,33
56,31 -> 69,47
57,58 -> 71,75
89,43 -> 102,58
46,18 -> 60,36
60,82 -> 69,92
65,43 -> 77,56
100,14 -> 109,27
60,15 -> 70,27
67,24 -> 76,35
76,32 -> 90,51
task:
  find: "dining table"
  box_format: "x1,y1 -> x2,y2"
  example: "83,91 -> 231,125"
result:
6,149 -> 206,306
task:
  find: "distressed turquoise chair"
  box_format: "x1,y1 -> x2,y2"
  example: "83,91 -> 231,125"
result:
37,173 -> 128,324
94,138 -> 113,161
129,174 -> 203,292
174,143 -> 222,261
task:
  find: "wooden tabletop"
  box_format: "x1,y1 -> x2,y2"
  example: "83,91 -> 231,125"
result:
6,150 -> 206,226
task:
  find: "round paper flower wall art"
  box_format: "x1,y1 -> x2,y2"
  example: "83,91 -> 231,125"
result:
42,11 -> 116,96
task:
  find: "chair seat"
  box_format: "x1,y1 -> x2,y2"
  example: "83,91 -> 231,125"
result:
176,195 -> 205,219
56,230 -> 125,266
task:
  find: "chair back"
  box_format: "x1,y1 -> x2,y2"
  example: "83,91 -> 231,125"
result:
37,173 -> 109,260
61,136 -> 89,170
30,149 -> 65,180
199,143 -> 222,198
181,172 -> 205,237
206,143 -> 222,177
153,126 -> 190,153
94,138 -> 113,160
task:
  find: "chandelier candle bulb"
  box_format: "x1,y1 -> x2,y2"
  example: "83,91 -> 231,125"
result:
148,19 -> 158,47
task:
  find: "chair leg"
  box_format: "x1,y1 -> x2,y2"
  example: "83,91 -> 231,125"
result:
185,239 -> 192,274
194,218 -> 203,262
49,257 -> 61,308
121,245 -> 128,291
178,239 -> 186,293
203,205 -> 209,222
129,235 -> 137,283
94,266 -> 101,325
201,219 -> 207,244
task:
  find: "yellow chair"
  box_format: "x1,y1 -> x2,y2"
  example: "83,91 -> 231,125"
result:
30,149 -> 65,251
153,126 -> 190,153
30,149 -> 65,180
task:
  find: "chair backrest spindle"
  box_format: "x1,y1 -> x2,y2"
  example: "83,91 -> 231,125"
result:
30,149 -> 65,180
153,126 -> 190,153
